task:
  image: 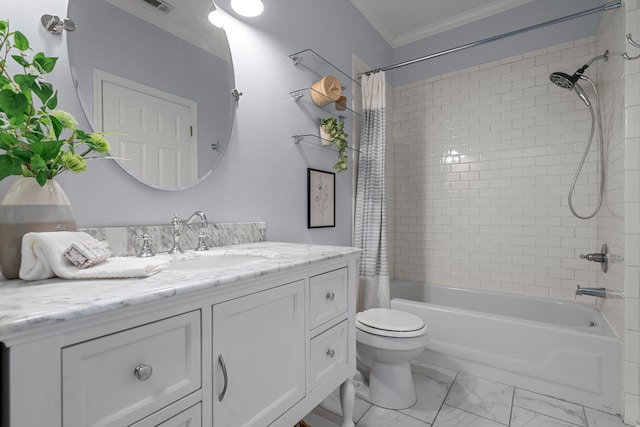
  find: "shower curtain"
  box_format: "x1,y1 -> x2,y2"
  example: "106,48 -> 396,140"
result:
354,71 -> 389,311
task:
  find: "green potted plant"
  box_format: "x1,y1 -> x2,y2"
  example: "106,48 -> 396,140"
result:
0,20 -> 111,278
0,20 -> 110,185
319,116 -> 348,173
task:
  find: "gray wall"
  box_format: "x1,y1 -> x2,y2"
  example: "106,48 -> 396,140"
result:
0,0 -> 603,247
0,0 -> 391,247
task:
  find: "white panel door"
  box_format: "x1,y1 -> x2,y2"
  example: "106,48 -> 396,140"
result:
102,80 -> 196,187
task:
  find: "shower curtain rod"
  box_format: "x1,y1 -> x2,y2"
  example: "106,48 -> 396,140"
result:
361,0 -> 621,76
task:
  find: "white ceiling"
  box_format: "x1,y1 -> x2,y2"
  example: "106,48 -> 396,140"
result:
350,0 -> 536,48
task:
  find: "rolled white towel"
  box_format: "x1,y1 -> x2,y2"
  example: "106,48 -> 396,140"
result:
19,231 -> 169,281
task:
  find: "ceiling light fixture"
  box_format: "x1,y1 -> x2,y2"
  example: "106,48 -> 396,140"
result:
230,0 -> 264,17
208,6 -> 224,27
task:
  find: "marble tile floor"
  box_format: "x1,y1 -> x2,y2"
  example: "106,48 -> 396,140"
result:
304,361 -> 631,427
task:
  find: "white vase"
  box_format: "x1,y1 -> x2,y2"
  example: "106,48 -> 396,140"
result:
0,178 -> 77,279
319,125 -> 332,146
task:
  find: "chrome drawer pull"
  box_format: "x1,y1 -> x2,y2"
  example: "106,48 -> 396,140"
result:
134,364 -> 153,381
326,349 -> 335,358
326,292 -> 335,301
218,355 -> 228,402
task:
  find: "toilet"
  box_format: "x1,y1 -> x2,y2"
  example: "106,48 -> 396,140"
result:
355,308 -> 428,410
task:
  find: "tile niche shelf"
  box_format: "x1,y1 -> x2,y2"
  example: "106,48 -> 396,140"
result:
289,49 -> 360,154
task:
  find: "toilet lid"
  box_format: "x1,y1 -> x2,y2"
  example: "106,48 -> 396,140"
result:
356,308 -> 426,338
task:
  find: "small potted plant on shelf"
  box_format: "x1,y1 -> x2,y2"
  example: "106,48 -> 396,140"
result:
319,116 -> 348,173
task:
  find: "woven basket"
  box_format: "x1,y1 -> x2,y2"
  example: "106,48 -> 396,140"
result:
310,75 -> 342,106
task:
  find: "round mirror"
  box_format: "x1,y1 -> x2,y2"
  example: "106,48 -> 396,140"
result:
67,0 -> 235,190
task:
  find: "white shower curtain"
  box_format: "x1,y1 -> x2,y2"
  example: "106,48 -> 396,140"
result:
354,71 -> 389,311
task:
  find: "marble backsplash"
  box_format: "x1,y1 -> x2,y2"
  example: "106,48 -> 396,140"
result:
82,222 -> 266,257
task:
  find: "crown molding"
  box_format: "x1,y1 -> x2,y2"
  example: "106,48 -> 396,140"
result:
352,0 -> 536,48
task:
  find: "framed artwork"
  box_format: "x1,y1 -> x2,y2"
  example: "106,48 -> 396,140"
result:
307,168 -> 335,228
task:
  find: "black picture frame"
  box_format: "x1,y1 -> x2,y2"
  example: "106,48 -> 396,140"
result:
307,168 -> 335,228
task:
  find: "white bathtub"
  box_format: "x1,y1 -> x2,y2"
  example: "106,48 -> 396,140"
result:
390,280 -> 621,414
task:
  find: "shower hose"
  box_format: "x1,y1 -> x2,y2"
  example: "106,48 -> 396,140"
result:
567,79 -> 605,220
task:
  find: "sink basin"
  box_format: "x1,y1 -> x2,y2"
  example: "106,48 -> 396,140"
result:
165,253 -> 269,271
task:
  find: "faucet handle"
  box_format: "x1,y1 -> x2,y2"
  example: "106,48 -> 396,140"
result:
579,244 -> 609,273
136,233 -> 156,258
195,230 -> 209,252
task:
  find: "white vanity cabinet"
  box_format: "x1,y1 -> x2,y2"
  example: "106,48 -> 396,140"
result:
0,245 -> 358,427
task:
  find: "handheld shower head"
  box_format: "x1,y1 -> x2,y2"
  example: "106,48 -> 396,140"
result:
574,81 -> 591,106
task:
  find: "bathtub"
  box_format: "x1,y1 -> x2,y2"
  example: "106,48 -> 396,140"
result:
390,280 -> 621,414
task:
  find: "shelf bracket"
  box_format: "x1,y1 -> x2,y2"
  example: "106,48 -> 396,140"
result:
292,135 -> 304,144
291,92 -> 304,101
291,55 -> 303,66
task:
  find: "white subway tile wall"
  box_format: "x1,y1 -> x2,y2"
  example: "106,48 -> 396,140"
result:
389,4 -> 640,424
392,37 -> 601,298
597,4 -> 630,421
622,1 -> 640,423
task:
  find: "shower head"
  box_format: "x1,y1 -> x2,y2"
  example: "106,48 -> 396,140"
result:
549,71 -> 580,89
549,50 -> 609,90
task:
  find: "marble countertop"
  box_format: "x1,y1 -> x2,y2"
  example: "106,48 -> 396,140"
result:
0,242 -> 360,341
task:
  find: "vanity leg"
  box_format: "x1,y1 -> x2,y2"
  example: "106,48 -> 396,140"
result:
339,379 -> 355,427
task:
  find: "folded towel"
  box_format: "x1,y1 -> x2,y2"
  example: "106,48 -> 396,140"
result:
19,231 -> 169,281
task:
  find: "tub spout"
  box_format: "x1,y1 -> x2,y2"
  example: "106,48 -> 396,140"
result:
576,285 -> 606,298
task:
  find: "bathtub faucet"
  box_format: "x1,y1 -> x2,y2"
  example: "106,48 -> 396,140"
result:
575,285 -> 607,298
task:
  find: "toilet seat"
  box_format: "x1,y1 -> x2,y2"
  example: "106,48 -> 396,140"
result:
356,308 -> 427,338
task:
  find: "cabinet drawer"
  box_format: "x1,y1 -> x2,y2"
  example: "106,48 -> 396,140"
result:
309,320 -> 348,390
309,267 -> 348,329
62,311 -> 201,427
131,402 -> 201,427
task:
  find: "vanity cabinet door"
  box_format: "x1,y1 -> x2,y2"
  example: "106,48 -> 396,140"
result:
212,280 -> 305,427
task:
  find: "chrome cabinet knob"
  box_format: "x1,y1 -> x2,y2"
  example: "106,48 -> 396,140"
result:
326,349 -> 335,358
326,292 -> 335,301
134,364 -> 153,381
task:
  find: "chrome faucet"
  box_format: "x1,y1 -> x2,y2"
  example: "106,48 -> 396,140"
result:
576,285 -> 607,298
168,211 -> 209,254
